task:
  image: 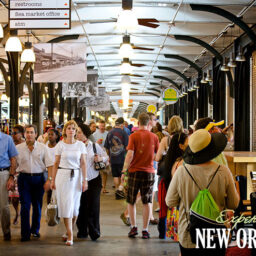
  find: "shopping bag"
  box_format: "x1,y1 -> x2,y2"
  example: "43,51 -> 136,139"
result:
46,190 -> 60,226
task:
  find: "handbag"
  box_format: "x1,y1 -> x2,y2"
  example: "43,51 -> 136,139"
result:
157,136 -> 171,176
46,190 -> 60,226
93,143 -> 106,171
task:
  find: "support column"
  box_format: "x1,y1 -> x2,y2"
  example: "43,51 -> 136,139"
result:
7,52 -> 20,124
32,83 -> 40,133
58,83 -> 64,124
86,108 -> 91,123
67,98 -> 72,120
74,98 -> 78,117
48,83 -> 54,119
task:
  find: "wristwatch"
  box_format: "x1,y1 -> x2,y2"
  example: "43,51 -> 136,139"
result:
9,174 -> 14,179
48,177 -> 52,181
84,177 -> 88,181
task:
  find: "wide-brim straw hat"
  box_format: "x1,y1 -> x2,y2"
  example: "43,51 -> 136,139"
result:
184,129 -> 227,165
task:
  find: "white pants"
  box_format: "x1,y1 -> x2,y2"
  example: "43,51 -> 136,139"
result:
55,169 -> 82,218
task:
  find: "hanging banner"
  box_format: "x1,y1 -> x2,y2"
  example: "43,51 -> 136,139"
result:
147,104 -> 157,113
163,88 -> 179,105
9,0 -> 71,29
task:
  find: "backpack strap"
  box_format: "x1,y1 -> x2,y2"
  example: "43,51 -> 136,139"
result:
167,136 -> 171,145
206,165 -> 221,189
183,163 -> 201,190
92,143 -> 97,155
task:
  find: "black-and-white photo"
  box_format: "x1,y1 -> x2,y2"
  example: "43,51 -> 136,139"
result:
34,43 -> 87,83
79,96 -> 106,107
62,70 -> 99,98
98,87 -> 106,97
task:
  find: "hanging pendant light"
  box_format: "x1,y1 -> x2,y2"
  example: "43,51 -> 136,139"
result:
205,70 -> 213,82
200,73 -> 208,84
221,57 -> 229,72
5,30 -> 22,52
235,46 -> 246,62
120,58 -> 132,74
117,0 -> 138,31
122,83 -> 130,109
121,75 -> 131,84
119,35 -> 133,58
227,52 -> 237,67
21,42 -> 36,62
0,24 -> 3,38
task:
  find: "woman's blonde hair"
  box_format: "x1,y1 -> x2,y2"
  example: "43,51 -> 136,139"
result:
62,120 -> 79,138
168,115 -> 184,135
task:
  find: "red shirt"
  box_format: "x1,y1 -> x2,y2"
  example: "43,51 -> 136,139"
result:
127,129 -> 159,173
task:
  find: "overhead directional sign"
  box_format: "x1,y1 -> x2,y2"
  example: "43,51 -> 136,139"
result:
10,0 -> 70,9
9,0 -> 71,29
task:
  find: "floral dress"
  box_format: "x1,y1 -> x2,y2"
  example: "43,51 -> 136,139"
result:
166,206 -> 179,241
166,160 -> 181,241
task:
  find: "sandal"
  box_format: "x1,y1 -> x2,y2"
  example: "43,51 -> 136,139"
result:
62,234 -> 68,242
103,190 -> 109,194
65,240 -> 73,246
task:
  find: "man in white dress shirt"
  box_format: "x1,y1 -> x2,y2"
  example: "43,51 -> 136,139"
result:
16,125 -> 53,242
93,120 -> 109,193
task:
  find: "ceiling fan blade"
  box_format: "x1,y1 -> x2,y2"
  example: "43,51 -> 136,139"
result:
129,74 -> 144,78
100,64 -> 119,68
131,63 -> 145,67
88,18 -> 117,24
132,46 -> 154,51
138,18 -> 159,28
112,88 -> 139,92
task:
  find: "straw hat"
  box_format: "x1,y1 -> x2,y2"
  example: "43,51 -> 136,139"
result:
183,129 -> 227,165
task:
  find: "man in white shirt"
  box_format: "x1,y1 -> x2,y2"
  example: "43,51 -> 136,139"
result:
16,125 -> 53,242
93,120 -> 109,193
93,120 -> 108,147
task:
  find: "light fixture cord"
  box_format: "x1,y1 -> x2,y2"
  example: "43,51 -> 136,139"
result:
72,0 -> 105,84
180,0 -> 256,82
143,0 -> 183,93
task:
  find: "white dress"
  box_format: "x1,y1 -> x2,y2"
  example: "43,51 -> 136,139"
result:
55,140 -> 87,218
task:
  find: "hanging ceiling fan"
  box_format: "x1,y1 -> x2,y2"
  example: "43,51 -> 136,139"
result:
88,0 -> 159,29
104,73 -> 144,78
110,35 -> 154,53
98,58 -> 146,68
109,81 -> 141,85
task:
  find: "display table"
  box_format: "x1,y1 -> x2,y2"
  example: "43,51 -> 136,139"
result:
224,151 -> 256,199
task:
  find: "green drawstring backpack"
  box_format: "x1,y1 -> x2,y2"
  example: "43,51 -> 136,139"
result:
183,164 -> 226,245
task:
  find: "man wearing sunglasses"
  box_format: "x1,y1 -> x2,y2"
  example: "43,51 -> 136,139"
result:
0,129 -> 18,241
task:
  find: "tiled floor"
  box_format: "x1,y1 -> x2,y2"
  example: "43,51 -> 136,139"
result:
0,181 -> 179,256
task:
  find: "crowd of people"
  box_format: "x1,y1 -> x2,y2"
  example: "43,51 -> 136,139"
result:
0,113 -> 240,255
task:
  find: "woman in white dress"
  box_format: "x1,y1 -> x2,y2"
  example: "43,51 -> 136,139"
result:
51,120 -> 87,246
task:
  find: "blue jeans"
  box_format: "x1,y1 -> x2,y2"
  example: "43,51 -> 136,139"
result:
18,173 -> 45,239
